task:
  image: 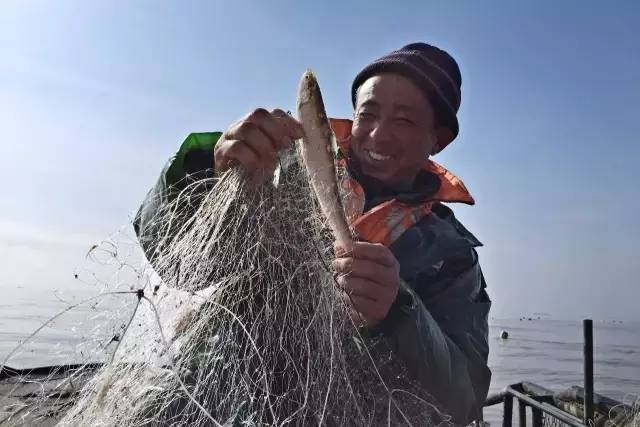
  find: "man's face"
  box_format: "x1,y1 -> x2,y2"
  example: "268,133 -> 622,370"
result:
351,73 -> 439,188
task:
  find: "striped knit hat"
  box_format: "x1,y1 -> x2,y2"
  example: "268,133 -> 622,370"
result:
351,42 -> 462,152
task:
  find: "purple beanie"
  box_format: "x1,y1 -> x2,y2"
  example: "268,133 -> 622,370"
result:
351,42 -> 462,151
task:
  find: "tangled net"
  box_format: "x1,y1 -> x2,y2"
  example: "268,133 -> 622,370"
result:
2,147 -> 447,426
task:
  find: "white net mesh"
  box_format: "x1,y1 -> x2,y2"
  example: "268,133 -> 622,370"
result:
2,152 -> 449,426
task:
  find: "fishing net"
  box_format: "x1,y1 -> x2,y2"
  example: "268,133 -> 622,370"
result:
1,146 -> 449,426
611,395 -> 640,427
631,399 -> 640,427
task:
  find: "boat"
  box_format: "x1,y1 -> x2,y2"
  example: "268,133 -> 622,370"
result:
0,363 -> 99,426
1,363 -> 637,426
2,321 -> 636,426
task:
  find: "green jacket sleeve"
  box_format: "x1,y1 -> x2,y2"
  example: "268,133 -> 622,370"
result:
133,132 -> 222,262
376,249 -> 492,425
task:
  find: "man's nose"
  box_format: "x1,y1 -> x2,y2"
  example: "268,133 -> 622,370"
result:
368,120 -> 393,145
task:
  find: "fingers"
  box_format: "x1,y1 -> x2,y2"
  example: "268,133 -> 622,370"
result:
349,294 -> 390,324
338,292 -> 367,326
335,275 -> 397,305
242,108 -> 303,149
233,121 -> 279,165
339,287 -> 394,327
332,241 -> 400,328
334,241 -> 398,269
214,137 -> 260,172
241,109 -> 285,151
214,108 -> 304,182
268,108 -> 304,142
332,257 -> 397,288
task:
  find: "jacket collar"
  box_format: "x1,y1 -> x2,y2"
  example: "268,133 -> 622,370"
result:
329,118 -> 474,206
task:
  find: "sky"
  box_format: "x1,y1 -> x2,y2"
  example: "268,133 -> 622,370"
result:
1,1 -> 639,321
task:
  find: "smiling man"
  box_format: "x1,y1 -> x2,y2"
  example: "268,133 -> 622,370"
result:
135,42 -> 491,424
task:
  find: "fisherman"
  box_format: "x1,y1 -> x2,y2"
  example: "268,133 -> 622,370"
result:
135,42 -> 491,424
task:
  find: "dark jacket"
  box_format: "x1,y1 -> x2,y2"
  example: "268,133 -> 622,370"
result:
133,131 -> 492,424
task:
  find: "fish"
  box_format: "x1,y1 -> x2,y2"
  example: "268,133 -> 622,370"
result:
296,70 -> 353,250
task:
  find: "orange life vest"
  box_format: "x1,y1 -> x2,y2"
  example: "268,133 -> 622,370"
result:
329,118 -> 474,246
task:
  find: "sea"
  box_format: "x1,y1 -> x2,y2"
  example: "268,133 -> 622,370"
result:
1,288 -> 639,425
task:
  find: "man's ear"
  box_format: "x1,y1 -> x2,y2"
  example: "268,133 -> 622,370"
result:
432,126 -> 455,155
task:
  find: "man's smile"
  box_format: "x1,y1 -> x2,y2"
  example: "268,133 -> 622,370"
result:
364,148 -> 392,162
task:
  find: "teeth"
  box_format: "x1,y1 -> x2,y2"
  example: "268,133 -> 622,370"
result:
368,150 -> 391,161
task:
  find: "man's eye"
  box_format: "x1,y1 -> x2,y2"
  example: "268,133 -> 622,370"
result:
357,112 -> 375,120
395,117 -> 415,126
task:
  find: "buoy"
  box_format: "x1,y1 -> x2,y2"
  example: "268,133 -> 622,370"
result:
500,330 -> 509,340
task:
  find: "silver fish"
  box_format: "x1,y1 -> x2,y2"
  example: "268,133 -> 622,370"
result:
296,70 -> 353,249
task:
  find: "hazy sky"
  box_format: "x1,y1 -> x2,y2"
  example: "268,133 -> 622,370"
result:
1,1 -> 638,321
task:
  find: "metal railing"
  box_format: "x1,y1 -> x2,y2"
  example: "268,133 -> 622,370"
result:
484,382 -> 585,427
480,319 -> 636,427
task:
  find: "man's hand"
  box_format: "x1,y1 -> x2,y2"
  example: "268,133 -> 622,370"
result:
214,108 -> 304,185
332,242 -> 400,328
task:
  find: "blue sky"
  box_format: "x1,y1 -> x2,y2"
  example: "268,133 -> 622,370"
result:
1,1 -> 639,320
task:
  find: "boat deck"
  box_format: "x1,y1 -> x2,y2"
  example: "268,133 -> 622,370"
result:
0,364 -> 99,426
1,364 -> 637,426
